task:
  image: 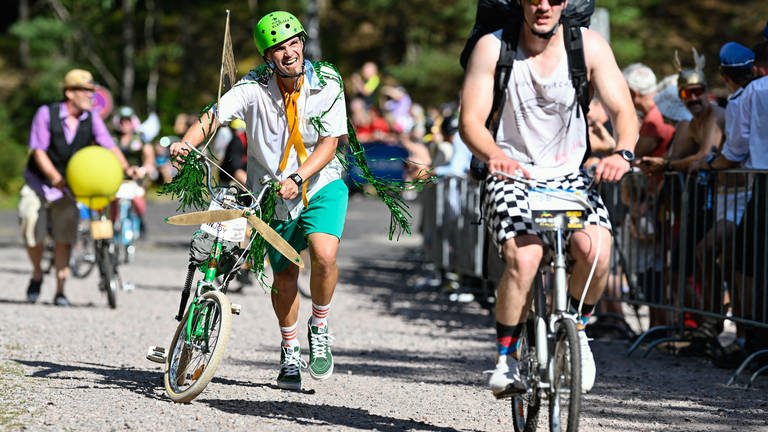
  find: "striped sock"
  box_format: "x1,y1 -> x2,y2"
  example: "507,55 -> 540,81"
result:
311,302 -> 330,328
496,322 -> 523,357
569,297 -> 596,327
280,323 -> 299,348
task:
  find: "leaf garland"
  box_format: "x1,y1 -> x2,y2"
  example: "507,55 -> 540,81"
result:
158,153 -> 209,211
245,184 -> 279,292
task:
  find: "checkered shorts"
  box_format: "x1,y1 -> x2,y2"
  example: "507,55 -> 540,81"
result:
483,171 -> 612,256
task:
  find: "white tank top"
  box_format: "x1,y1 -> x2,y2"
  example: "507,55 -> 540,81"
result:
495,35 -> 587,180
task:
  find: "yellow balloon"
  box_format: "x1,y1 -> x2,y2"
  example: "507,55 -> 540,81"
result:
66,146 -> 123,210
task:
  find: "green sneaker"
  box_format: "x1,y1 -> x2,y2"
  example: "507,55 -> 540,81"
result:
307,319 -> 335,380
277,344 -> 306,391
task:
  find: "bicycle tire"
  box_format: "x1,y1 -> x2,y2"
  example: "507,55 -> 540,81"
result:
548,318 -> 581,432
98,242 -> 119,309
164,290 -> 232,403
70,226 -> 95,278
41,241 -> 54,275
512,319 -> 542,432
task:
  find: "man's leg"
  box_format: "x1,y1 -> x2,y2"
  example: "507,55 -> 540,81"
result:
53,242 -> 72,301
568,224 -> 612,393
306,232 -> 339,380
273,264 -> 304,390
19,185 -> 45,303
489,234 -> 543,398
49,198 -> 79,306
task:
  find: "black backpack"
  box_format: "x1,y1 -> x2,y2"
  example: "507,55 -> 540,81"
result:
460,0 -> 596,179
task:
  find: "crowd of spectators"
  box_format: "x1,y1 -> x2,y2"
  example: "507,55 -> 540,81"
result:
346,61 -> 464,200
579,27 -> 768,368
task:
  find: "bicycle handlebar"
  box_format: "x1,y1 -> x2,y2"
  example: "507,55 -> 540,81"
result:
160,136 -> 274,214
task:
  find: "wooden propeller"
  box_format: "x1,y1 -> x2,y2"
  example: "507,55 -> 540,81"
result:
165,209 -> 304,268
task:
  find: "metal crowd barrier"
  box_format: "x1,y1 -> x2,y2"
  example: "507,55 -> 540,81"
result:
420,171 -> 768,387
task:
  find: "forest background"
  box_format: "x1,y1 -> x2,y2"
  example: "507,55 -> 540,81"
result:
0,0 -> 766,196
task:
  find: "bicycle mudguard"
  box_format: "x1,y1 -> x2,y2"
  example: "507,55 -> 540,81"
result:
165,209 -> 304,268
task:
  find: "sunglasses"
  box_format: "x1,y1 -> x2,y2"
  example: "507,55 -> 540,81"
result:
679,86 -> 705,100
528,0 -> 565,6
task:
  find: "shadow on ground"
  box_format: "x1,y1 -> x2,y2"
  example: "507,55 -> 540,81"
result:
203,398 -> 470,432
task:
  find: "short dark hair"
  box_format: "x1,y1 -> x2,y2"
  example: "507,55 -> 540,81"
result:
752,41 -> 768,69
721,65 -> 755,87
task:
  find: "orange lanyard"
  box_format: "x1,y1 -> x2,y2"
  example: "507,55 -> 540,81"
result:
277,76 -> 308,206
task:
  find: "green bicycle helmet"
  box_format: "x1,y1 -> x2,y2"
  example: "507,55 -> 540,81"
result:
253,11 -> 306,56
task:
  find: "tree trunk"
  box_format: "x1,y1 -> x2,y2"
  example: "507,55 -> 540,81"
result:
19,0 -> 29,69
144,0 -> 158,113
305,0 -> 322,61
121,0 -> 136,107
47,0 -> 119,91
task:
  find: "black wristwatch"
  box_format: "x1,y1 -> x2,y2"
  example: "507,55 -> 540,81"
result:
613,149 -> 635,163
288,173 -> 303,187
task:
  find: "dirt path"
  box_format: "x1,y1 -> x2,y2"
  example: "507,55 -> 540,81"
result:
0,197 -> 766,431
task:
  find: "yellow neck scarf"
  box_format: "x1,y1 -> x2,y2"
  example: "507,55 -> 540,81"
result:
277,76 -> 308,206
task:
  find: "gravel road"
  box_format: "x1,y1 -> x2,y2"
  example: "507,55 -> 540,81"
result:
0,195 -> 766,431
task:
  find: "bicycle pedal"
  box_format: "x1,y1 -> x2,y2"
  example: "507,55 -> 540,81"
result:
230,303 -> 242,315
146,345 -> 167,363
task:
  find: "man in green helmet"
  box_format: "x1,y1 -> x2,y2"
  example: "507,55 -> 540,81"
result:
171,10 -> 348,391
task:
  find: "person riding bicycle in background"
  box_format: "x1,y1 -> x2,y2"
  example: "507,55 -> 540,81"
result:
220,118 -> 248,187
170,11 -> 348,391
19,68 -> 136,306
459,0 -> 638,398
113,105 -> 155,235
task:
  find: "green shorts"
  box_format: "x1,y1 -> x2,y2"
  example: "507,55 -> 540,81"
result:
268,179 -> 348,272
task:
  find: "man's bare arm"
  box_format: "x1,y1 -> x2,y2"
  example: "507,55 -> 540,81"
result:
170,111 -> 221,159
584,29 -> 638,182
459,33 -> 530,178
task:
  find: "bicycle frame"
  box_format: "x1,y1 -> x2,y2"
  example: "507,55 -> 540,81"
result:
533,219 -> 582,386
184,235 -> 225,351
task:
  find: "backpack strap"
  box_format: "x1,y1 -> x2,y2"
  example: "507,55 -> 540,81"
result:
470,22 -> 520,181
562,20 -> 592,163
486,22 -> 519,138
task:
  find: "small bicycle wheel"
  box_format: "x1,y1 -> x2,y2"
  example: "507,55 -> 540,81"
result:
70,225 -> 95,278
548,318 -> 581,432
98,242 -> 119,309
164,290 -> 232,403
512,319 -> 542,432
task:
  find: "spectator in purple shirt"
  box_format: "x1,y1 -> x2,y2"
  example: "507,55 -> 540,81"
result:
19,69 -> 135,306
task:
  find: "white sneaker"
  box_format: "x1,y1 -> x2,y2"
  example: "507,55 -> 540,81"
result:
579,330 -> 596,393
486,355 -> 526,398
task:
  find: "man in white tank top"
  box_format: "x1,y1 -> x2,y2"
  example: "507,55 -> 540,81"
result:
460,0 -> 638,398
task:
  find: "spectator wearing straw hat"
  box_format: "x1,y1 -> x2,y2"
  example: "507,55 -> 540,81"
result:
19,68 -> 135,306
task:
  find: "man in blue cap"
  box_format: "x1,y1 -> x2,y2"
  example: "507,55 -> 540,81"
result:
691,38 -> 768,363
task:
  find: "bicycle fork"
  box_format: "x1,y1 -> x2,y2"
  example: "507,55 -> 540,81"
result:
536,222 -> 570,385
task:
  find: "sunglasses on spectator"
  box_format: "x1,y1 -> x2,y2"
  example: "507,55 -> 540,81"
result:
679,86 -> 705,100
528,0 -> 566,6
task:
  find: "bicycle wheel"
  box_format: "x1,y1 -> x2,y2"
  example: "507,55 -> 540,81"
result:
164,290 -> 232,403
97,241 -> 119,309
512,319 -> 542,432
548,318 -> 581,432
70,224 -> 95,278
